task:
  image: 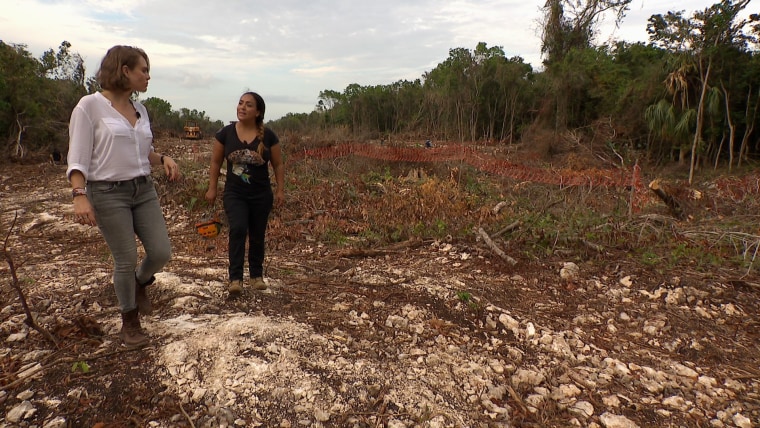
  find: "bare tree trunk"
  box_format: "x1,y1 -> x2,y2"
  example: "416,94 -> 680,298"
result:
714,131 -> 726,170
689,58 -> 712,185
500,91 -> 517,144
738,84 -> 758,168
14,115 -> 27,159
720,80 -> 736,171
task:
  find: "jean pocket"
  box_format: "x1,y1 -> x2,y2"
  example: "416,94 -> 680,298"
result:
90,182 -> 119,194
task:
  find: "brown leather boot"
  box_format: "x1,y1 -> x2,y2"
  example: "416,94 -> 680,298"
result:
135,275 -> 154,315
249,277 -> 267,290
228,279 -> 243,295
120,308 -> 149,348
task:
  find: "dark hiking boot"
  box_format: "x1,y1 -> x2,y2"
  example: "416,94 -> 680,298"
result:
120,308 -> 149,348
136,275 -> 155,315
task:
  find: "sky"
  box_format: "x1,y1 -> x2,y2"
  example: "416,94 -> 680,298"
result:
0,0 -> 753,123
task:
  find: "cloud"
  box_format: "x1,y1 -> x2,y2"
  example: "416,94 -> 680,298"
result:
1,0 -> 749,122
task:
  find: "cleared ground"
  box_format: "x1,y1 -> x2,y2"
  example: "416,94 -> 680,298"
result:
1,138 -> 759,427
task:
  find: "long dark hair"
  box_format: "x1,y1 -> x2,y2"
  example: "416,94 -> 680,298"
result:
243,91 -> 266,154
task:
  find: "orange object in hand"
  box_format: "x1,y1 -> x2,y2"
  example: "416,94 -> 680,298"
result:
195,219 -> 222,238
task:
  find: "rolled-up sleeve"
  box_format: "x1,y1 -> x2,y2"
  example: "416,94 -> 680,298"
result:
66,105 -> 94,181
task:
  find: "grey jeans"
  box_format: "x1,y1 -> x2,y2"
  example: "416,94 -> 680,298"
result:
88,176 -> 172,313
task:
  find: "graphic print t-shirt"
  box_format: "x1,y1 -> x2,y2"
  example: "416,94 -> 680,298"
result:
228,147 -> 265,184
215,123 -> 279,193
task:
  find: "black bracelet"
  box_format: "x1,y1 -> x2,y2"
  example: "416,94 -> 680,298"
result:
160,155 -> 165,165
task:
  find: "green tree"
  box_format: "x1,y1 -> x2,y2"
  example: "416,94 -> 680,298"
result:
0,42 -> 49,158
424,46 -> 476,141
316,89 -> 348,127
143,97 -> 174,131
539,0 -> 632,131
608,42 -> 669,157
734,53 -> 760,165
40,41 -> 85,86
648,0 -> 754,182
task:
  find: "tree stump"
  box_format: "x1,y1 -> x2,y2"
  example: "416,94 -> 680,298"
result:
649,179 -> 686,220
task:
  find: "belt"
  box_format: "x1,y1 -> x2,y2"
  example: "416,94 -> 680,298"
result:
89,175 -> 151,185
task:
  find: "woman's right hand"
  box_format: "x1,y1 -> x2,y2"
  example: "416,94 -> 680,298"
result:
73,196 -> 95,226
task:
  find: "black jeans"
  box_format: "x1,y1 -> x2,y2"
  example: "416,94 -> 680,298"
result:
223,189 -> 273,281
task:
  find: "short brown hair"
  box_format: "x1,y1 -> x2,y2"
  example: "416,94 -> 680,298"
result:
96,45 -> 150,91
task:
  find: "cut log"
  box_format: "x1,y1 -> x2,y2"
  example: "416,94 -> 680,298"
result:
649,179 -> 685,220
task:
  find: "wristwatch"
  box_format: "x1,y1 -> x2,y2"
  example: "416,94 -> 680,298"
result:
72,187 -> 87,198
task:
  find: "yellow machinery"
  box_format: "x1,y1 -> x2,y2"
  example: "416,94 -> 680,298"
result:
183,120 -> 203,140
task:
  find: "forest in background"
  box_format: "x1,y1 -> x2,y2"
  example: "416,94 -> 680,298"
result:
1,0 -> 758,183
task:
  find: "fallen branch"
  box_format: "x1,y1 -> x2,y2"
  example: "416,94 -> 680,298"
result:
179,402 -> 196,428
551,235 -> 603,253
579,238 -> 605,253
492,201 -> 508,214
506,383 -> 531,416
493,220 -> 521,238
477,227 -> 517,266
2,213 -> 59,348
333,248 -> 397,258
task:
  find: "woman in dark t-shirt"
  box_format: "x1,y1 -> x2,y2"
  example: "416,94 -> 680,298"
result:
205,91 -> 285,295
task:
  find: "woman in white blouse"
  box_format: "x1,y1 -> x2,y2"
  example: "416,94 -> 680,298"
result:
67,45 -> 181,348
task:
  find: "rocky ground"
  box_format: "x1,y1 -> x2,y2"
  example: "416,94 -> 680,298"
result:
1,141 -> 759,427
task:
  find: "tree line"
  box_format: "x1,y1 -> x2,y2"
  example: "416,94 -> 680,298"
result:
270,0 -> 759,182
1,0 -> 758,181
0,41 -> 222,161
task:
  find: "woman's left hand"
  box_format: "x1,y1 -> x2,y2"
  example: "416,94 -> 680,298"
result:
162,156 -> 181,181
274,189 -> 285,208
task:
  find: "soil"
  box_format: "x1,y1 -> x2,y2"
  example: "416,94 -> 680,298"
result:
1,139 -> 759,428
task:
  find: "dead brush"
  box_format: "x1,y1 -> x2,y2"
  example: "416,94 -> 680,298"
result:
366,177 -> 478,242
